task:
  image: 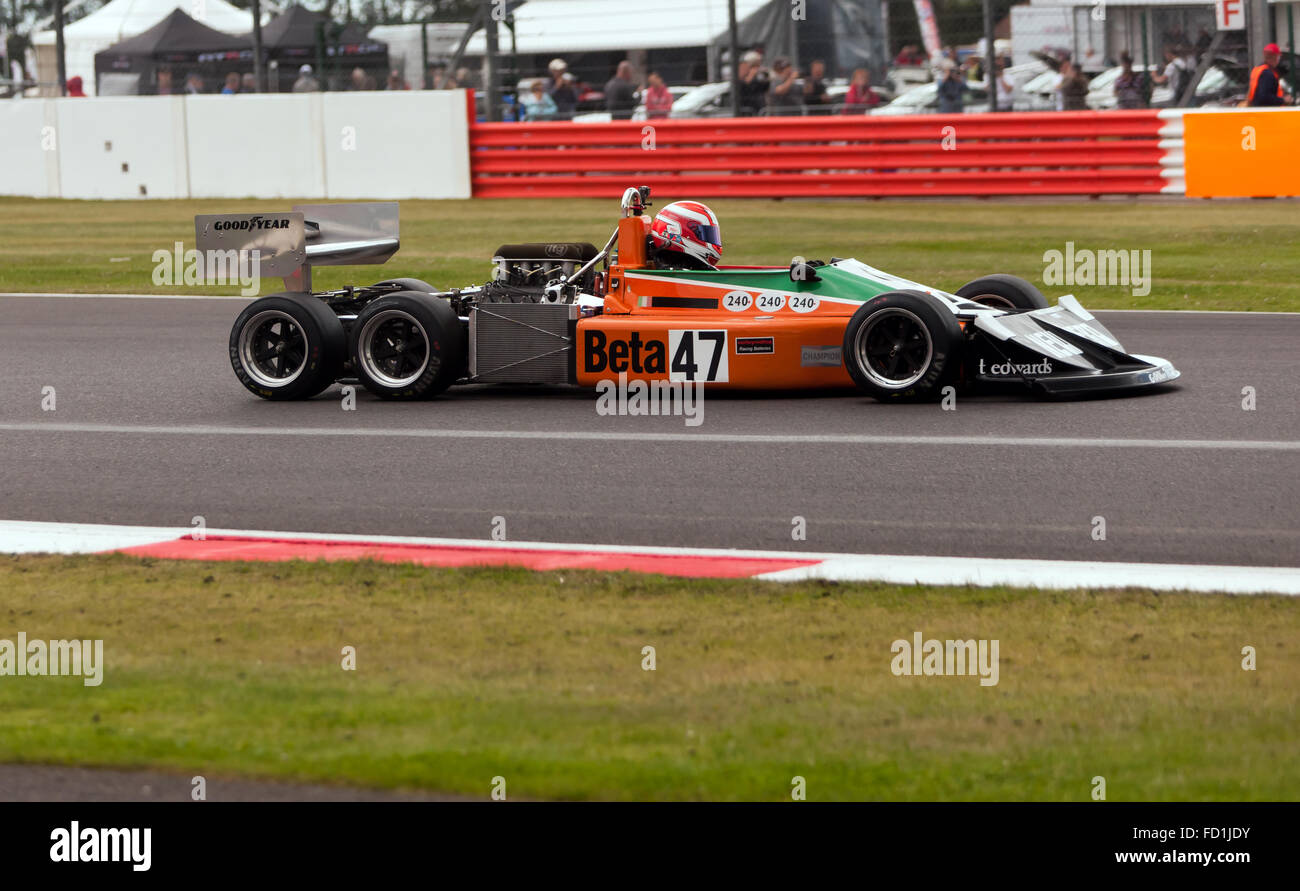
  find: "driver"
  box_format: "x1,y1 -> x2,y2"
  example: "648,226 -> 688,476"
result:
648,201 -> 722,270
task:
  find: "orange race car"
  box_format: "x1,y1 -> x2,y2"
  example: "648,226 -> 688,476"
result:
206,186 -> 1178,403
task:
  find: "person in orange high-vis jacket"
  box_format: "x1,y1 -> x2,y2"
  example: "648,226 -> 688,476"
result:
1247,43 -> 1290,106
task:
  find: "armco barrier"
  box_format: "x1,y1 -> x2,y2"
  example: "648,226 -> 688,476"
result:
470,110 -> 1189,199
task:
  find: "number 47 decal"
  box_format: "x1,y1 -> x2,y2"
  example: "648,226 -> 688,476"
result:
668,330 -> 728,382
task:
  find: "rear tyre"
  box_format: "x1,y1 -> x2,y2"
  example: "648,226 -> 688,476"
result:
350,291 -> 464,399
955,274 -> 1049,311
842,290 -> 964,402
229,293 -> 345,400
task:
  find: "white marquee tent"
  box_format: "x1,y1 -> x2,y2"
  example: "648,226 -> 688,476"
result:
34,0 -> 258,95
462,0 -> 774,55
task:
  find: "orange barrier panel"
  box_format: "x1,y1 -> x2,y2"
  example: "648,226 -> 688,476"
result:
470,110 -> 1170,199
1182,108 -> 1300,198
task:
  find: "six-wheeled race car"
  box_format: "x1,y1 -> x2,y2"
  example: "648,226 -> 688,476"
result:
200,187 -> 1179,403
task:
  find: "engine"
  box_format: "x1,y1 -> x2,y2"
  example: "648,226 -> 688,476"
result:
489,242 -> 600,296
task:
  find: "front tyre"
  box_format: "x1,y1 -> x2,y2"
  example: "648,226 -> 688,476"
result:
350,291 -> 464,399
842,290 -> 964,402
955,274 -> 1049,311
229,293 -> 345,400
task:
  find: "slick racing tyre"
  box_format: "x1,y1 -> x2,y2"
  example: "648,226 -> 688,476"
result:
230,293 -> 346,400
369,277 -> 439,293
955,274 -> 1049,311
842,290 -> 964,403
350,291 -> 464,399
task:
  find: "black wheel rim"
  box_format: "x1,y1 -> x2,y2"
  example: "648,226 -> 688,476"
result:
359,310 -> 431,387
855,308 -> 934,389
239,310 -> 309,388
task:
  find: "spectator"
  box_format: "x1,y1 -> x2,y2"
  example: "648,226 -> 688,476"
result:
349,67 -> 367,91
643,71 -> 673,118
550,71 -> 578,119
293,64 -> 319,93
1151,46 -> 1190,99
427,62 -> 446,89
547,58 -> 568,91
1194,27 -> 1212,59
156,69 -> 174,95
737,50 -> 769,116
519,78 -> 558,120
241,72 -> 257,93
1058,59 -> 1089,110
841,68 -> 879,113
987,58 -> 1015,110
937,61 -> 966,113
220,72 -> 240,94
605,60 -> 638,120
1114,51 -> 1145,109
895,44 -> 925,66
185,73 -> 205,94
386,69 -> 408,90
802,59 -> 830,112
766,57 -> 802,114
1247,42 -> 1290,106
65,75 -> 86,97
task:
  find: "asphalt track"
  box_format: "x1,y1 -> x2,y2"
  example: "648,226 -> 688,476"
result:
0,295 -> 1297,569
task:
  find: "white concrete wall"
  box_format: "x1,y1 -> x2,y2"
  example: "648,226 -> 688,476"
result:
55,96 -> 190,199
0,90 -> 472,200
186,94 -> 326,199
0,101 -> 59,198
322,90 -> 470,199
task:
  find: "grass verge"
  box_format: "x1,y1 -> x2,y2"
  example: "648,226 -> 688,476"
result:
1,553 -> 1296,800
1,197 -> 1298,311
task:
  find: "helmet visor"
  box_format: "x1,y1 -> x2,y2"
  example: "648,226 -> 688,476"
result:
687,222 -> 721,246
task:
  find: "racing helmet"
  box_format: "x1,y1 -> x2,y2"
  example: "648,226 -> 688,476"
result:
649,201 -> 722,267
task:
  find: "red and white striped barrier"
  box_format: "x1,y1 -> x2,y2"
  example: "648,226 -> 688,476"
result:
471,109 -> 1187,199
2,520 -> 1297,595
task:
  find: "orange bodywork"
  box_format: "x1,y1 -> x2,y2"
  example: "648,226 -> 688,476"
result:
574,223 -> 860,389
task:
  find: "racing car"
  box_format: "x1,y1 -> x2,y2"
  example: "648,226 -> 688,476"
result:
202,187 -> 1178,403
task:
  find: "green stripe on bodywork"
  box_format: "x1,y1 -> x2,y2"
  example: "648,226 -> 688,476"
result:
632,267 -> 896,303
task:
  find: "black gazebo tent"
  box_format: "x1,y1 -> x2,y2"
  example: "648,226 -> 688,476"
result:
94,9 -> 252,95
255,4 -> 388,92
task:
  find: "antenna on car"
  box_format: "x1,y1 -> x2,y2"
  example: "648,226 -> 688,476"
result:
620,185 -> 652,217
560,185 -> 654,290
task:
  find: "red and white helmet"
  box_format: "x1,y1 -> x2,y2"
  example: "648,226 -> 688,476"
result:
649,201 -> 722,267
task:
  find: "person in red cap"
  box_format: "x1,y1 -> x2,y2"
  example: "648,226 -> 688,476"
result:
65,75 -> 86,97
1247,43 -> 1290,106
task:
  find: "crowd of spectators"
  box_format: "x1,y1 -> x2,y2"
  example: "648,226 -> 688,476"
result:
52,33 -> 1295,112
737,49 -> 864,115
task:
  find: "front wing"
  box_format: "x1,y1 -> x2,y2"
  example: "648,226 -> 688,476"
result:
969,295 -> 1180,395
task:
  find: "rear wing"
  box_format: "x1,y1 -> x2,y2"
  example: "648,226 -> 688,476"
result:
194,202 -> 399,293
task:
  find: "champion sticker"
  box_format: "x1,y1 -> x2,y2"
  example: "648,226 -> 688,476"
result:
801,345 -> 841,367
735,337 -> 774,355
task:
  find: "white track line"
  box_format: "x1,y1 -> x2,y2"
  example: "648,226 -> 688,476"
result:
1,519 -> 1296,595
0,421 -> 1296,451
1,293 -> 1297,316
0,292 -> 251,301
755,554 -> 1300,595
